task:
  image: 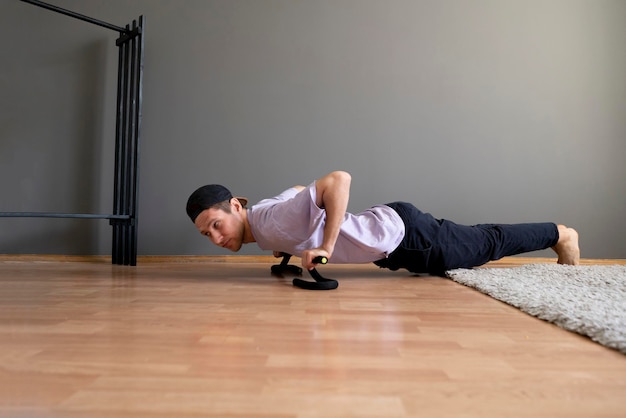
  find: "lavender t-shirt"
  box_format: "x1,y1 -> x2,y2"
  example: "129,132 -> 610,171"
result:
247,182 -> 405,263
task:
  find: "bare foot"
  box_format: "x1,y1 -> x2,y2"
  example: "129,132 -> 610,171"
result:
551,225 -> 580,265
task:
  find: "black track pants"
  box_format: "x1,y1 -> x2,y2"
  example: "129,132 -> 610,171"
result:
374,202 -> 559,276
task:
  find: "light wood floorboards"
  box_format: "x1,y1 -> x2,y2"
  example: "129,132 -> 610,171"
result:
1,256 -> 625,417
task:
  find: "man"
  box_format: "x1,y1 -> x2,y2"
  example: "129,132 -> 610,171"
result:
186,171 -> 580,275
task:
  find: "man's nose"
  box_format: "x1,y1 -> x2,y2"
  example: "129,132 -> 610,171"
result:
209,233 -> 222,246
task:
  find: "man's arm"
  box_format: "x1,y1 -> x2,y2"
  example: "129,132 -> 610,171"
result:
301,170 -> 351,270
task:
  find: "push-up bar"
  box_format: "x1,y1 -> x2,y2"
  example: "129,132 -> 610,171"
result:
271,253 -> 338,290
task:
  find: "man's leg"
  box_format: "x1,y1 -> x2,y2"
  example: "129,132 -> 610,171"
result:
435,221 -> 579,271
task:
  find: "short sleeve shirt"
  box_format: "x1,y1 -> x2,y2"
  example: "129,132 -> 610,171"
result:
247,181 -> 405,263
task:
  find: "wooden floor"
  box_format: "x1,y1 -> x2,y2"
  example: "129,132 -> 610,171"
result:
1,255 -> 625,418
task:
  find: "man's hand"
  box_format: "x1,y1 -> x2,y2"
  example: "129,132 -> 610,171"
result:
301,247 -> 331,271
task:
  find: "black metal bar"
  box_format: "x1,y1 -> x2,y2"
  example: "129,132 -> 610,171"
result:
122,20 -> 140,266
115,23 -> 132,265
125,19 -> 143,266
129,16 -> 144,266
111,47 -> 122,264
0,212 -> 130,219
112,26 -> 128,265
120,22 -> 133,265
20,0 -> 130,33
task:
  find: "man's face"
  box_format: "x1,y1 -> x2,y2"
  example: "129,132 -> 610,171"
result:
194,202 -> 246,252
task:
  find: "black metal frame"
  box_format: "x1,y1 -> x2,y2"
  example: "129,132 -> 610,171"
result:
0,0 -> 145,266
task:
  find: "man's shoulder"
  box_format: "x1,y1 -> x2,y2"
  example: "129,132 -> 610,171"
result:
253,183 -> 314,209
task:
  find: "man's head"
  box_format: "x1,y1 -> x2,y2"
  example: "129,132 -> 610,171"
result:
186,184 -> 251,251
186,184 -> 248,223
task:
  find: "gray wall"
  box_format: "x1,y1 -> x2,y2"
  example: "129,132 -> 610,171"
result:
1,0 -> 625,259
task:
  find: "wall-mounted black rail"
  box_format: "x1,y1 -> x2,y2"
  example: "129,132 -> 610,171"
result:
0,0 -> 145,266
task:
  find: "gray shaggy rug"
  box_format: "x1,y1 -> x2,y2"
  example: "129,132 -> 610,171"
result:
446,263 -> 626,354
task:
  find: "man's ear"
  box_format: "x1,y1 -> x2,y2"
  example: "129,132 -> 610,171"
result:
231,198 -> 243,212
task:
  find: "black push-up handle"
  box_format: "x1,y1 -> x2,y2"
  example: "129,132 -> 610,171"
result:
270,253 -> 302,276
271,253 -> 338,290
